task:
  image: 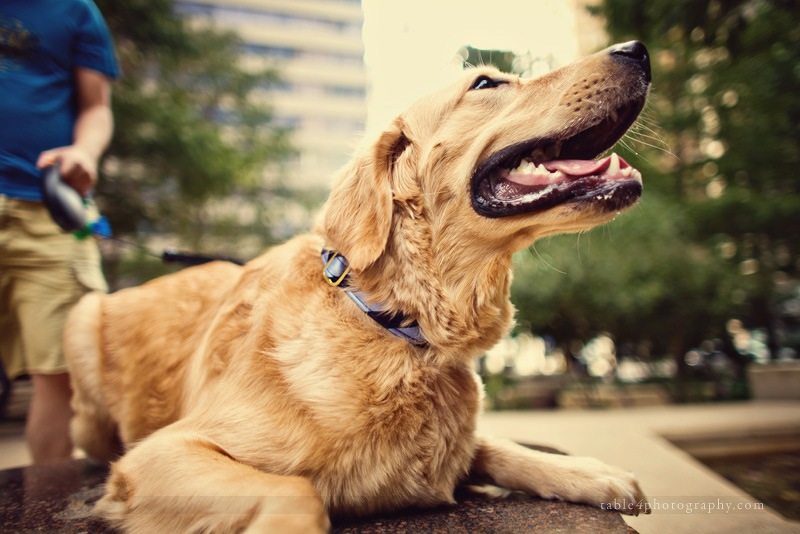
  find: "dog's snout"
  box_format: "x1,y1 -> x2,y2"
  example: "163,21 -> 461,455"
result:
609,41 -> 651,82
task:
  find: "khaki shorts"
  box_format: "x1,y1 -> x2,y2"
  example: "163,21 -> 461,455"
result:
0,195 -> 107,379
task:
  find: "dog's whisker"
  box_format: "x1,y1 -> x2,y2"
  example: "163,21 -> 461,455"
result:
529,243 -> 567,275
630,120 -> 669,144
629,115 -> 658,130
634,115 -> 660,129
629,127 -> 664,143
627,133 -> 677,159
628,131 -> 672,151
630,109 -> 664,132
616,137 -> 639,156
603,221 -> 614,243
612,114 -> 679,167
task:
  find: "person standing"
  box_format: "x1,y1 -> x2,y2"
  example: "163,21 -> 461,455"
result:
0,0 -> 119,463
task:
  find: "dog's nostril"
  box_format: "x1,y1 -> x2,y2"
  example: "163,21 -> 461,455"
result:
609,41 -> 651,82
610,41 -> 648,62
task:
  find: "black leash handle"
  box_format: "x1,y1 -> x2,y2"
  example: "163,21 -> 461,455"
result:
40,163 -> 88,232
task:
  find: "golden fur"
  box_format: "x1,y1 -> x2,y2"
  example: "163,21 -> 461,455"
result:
64,43 -> 651,533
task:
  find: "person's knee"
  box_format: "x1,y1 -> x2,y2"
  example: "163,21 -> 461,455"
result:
31,373 -> 73,404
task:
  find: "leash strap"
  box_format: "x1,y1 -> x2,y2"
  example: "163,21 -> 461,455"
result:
322,250 -> 426,347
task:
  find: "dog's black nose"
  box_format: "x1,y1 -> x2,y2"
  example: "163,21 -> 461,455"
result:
610,41 -> 651,82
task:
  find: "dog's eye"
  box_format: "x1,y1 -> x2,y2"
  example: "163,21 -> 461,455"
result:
469,76 -> 501,90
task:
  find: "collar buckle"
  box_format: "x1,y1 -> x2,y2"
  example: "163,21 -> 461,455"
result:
323,251 -> 351,287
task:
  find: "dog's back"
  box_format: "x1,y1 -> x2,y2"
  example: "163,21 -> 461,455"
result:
65,260 -> 243,447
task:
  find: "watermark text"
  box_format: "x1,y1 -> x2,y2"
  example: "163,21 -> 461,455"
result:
601,497 -> 765,515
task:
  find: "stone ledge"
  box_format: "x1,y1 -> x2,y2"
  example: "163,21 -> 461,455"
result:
479,402 -> 800,534
0,458 -> 636,534
662,424 -> 800,460
748,362 -> 800,401
333,490 -> 637,534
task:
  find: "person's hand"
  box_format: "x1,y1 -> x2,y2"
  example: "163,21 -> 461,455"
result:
36,146 -> 98,197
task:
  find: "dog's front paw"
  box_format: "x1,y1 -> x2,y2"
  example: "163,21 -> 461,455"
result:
544,455 -> 649,516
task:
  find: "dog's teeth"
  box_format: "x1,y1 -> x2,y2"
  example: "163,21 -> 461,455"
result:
608,153 -> 621,174
529,148 -> 546,161
545,143 -> 561,160
511,160 -> 533,174
610,109 -> 619,122
510,142 -> 567,176
622,167 -> 632,177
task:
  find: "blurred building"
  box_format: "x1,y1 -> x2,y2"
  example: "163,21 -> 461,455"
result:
175,0 -> 367,190
572,0 -> 608,56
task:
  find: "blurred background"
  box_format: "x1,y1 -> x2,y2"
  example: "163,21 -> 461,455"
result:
1,0 -> 799,525
80,0 -> 799,410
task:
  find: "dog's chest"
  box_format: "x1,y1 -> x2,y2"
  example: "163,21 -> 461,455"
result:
314,364 -> 482,515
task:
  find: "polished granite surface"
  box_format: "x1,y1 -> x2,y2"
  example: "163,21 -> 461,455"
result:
0,457 -> 636,533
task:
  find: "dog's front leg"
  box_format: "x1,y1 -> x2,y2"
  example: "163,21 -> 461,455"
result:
471,435 -> 648,515
95,429 -> 330,534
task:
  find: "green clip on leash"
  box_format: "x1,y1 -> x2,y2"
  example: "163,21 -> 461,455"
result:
39,163 -> 111,240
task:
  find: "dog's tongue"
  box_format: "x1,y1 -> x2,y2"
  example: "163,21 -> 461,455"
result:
541,156 -> 615,176
507,153 -> 631,187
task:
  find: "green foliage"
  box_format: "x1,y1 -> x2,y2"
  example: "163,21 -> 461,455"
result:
512,195 -> 739,358
602,0 -> 799,351
508,0 -> 800,390
461,46 -> 517,73
93,0 -> 292,267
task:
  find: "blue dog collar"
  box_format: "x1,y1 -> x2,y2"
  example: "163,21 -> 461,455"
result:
322,250 -> 426,347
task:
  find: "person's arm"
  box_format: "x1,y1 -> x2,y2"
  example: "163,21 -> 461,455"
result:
36,67 -> 114,197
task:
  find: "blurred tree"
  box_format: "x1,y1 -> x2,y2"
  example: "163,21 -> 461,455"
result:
93,0 -> 292,285
461,46 -> 517,73
506,0 -> 799,399
593,0 -> 799,354
460,45 -> 556,78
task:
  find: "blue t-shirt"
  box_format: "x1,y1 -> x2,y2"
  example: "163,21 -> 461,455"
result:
0,0 -> 120,201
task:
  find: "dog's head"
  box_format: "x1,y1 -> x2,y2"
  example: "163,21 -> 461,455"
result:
319,42 -> 651,351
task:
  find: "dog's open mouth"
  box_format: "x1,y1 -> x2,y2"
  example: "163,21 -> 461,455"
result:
471,101 -> 645,218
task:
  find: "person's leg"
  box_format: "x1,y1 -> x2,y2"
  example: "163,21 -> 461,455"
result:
14,280 -> 77,463
8,200 -> 107,464
26,372 -> 74,463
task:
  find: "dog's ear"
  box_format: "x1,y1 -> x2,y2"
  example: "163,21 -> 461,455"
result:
322,121 -> 410,271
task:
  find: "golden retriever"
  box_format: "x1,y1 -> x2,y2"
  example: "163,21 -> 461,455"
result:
64,41 -> 652,533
